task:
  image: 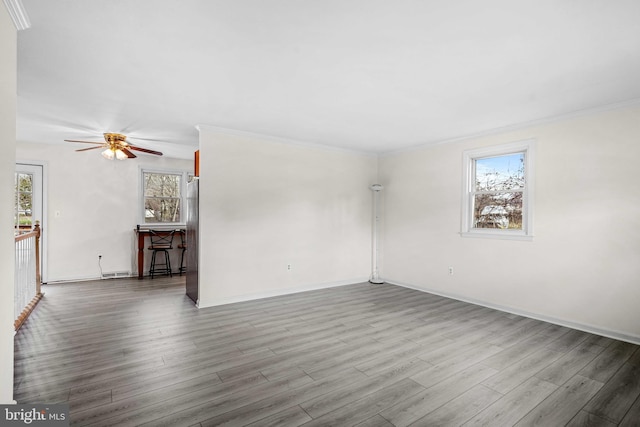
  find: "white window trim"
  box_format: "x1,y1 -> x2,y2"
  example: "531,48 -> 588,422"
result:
461,139 -> 535,241
139,167 -> 189,226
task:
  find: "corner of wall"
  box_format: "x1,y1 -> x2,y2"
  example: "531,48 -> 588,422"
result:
0,4 -> 17,404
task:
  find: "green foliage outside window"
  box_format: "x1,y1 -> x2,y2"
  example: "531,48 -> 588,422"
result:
15,173 -> 33,228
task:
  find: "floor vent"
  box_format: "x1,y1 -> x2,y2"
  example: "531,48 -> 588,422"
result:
102,271 -> 130,279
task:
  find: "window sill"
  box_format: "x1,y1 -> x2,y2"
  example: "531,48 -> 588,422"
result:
460,231 -> 534,241
138,224 -> 186,230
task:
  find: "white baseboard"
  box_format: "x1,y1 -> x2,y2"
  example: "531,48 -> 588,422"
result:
45,271 -> 136,284
385,278 -> 640,346
45,274 -> 102,284
196,277 -> 369,309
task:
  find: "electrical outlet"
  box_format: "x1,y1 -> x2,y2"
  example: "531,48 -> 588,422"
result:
448,266 -> 454,275
98,255 -> 102,260
287,264 -> 292,271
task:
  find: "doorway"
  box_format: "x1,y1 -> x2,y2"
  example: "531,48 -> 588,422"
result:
15,163 -> 47,283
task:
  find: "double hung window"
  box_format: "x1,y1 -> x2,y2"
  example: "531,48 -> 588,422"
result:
141,170 -> 189,225
461,140 -> 535,240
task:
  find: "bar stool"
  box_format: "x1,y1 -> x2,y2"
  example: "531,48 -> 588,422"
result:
178,229 -> 187,275
148,229 -> 175,278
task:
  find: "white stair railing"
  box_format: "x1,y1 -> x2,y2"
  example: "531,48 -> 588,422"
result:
14,221 -> 43,331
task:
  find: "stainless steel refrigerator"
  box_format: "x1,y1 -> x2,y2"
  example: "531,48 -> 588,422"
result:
186,178 -> 199,304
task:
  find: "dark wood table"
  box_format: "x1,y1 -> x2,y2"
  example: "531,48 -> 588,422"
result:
135,228 -> 185,279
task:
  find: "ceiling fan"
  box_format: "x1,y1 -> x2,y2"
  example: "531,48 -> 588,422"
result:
65,133 -> 163,160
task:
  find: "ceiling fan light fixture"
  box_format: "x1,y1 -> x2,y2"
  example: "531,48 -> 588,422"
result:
101,148 -> 115,160
115,149 -> 128,160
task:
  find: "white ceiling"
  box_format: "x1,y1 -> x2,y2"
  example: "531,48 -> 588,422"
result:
15,0 -> 640,158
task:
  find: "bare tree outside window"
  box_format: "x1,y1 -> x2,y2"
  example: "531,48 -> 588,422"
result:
143,172 -> 181,223
473,153 -> 524,230
462,140 -> 534,240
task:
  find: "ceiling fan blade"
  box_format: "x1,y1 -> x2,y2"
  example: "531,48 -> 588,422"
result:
75,146 -> 104,152
120,147 -> 137,158
65,139 -> 105,145
126,136 -> 166,142
128,145 -> 163,156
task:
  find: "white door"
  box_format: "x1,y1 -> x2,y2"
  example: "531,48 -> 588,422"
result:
15,163 -> 47,282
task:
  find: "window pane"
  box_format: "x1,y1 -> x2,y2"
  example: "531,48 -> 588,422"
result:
15,173 -> 33,229
18,174 -> 33,192
475,153 -> 524,191
144,173 -> 181,197
144,198 -> 180,223
473,192 -> 522,229
18,212 -> 32,227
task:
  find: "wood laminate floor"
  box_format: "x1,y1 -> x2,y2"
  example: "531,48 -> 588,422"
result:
14,277 -> 640,426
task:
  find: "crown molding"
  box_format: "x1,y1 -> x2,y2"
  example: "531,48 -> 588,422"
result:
196,124 -> 379,157
198,97 -> 640,159
381,97 -> 640,156
3,0 -> 30,30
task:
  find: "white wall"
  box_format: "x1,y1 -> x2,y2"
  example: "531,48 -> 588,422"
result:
379,106 -> 640,342
1,5 -> 17,403
197,127 -> 376,306
15,142 -> 193,282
